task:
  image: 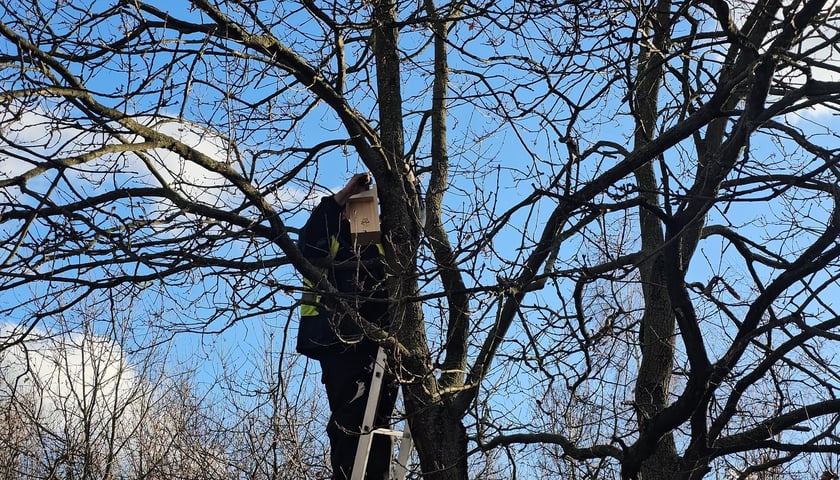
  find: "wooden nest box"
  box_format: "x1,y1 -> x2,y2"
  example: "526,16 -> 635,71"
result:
346,185 -> 381,245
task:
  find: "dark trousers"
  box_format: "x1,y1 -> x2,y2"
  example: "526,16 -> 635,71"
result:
320,349 -> 399,480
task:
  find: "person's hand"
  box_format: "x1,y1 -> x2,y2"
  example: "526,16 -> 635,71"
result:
403,163 -> 415,185
333,172 -> 371,205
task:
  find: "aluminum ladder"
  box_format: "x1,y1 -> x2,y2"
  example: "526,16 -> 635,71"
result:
351,346 -> 413,480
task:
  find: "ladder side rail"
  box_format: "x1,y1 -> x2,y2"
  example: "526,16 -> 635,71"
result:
392,422 -> 413,480
350,346 -> 389,480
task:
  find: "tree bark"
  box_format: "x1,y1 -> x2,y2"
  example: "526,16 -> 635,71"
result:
632,1 -> 681,478
370,0 -> 470,477
405,397 -> 469,480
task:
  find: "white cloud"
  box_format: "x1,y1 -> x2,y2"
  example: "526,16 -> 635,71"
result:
0,105 -> 241,208
139,117 -> 241,206
0,323 -> 139,435
0,322 -> 230,477
0,105 -> 320,239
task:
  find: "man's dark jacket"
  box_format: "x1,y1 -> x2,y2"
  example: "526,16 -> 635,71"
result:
296,196 -> 388,359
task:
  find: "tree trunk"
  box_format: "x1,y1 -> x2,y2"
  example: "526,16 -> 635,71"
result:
405,396 -> 469,479
632,0 -> 682,478
370,1 -> 470,477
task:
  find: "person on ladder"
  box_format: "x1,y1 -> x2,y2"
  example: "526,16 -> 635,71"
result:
296,172 -> 399,480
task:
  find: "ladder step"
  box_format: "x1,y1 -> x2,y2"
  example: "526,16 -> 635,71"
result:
368,427 -> 405,438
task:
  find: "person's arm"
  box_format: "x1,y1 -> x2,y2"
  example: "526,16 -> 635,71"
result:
298,173 -> 372,258
332,172 -> 371,206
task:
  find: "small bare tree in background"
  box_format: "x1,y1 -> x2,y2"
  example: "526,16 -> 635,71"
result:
0,296 -> 328,479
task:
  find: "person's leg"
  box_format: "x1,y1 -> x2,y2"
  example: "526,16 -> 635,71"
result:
321,350 -> 376,479
362,378 -> 399,480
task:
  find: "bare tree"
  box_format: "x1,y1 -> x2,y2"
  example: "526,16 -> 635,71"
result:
0,296 -> 333,480
213,323 -> 334,479
0,303 -> 218,479
2,1 -> 840,479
